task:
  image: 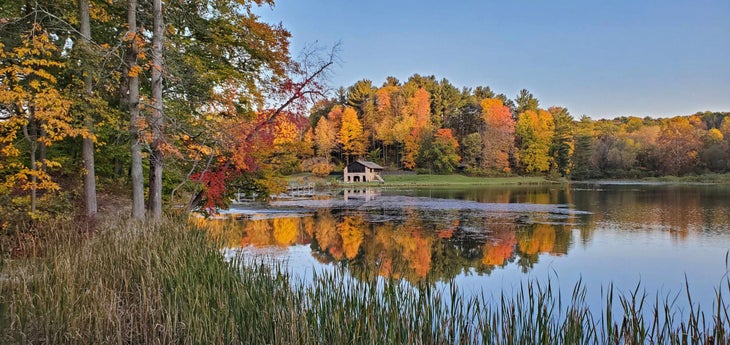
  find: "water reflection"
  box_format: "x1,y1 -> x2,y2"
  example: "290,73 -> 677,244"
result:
570,183 -> 730,239
192,204 -> 576,283
195,184 -> 730,282
342,188 -> 380,201
194,183 -> 730,314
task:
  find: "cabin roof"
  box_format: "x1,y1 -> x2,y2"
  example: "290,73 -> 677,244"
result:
350,160 -> 384,170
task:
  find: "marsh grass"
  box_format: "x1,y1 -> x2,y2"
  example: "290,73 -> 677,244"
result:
1,216 -> 728,344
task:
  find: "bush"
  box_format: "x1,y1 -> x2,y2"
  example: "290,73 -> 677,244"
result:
302,157 -> 333,177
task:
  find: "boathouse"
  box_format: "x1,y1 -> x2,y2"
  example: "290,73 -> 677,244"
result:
343,160 -> 384,183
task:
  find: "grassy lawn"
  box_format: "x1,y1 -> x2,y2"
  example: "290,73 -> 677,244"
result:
285,173 -> 554,187
379,174 -> 551,186
643,173 -> 730,184
285,172 -> 730,189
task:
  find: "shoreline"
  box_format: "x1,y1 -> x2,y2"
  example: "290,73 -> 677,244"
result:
288,173 -> 730,189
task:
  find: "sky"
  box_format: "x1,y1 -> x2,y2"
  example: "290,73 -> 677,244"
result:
255,0 -> 730,119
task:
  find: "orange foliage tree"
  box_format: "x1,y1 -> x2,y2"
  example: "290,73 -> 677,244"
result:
480,98 -> 515,172
372,85 -> 401,164
398,88 -> 432,169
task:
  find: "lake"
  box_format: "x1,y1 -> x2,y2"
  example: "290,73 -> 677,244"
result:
195,182 -> 730,312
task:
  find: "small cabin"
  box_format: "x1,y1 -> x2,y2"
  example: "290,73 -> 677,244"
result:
343,160 -> 384,183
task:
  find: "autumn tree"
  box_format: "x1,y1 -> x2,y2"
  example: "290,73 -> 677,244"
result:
480,98 -> 515,173
157,2 -> 336,213
338,106 -> 366,164
515,109 -> 555,173
308,99 -> 335,129
593,131 -> 637,173
398,87 -> 431,169
0,24 -> 81,214
373,84 -> 404,165
268,113 -> 311,174
313,116 -> 337,160
625,124 -> 661,174
656,117 -> 703,175
700,127 -> 727,172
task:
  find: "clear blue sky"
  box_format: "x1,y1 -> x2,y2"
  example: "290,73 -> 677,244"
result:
256,0 -> 729,119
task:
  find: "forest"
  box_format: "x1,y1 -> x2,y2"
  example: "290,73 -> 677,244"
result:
1,0 -> 729,228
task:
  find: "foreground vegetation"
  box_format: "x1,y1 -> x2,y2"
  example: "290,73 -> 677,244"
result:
1,216 -> 728,344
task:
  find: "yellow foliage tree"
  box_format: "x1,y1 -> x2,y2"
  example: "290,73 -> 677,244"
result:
338,106 -> 366,163
314,116 -> 337,159
0,24 -> 86,214
515,109 -> 555,173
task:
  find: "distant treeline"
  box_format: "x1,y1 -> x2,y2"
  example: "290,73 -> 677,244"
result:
305,74 -> 730,179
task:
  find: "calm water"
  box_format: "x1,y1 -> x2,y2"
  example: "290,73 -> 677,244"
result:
195,183 -> 730,310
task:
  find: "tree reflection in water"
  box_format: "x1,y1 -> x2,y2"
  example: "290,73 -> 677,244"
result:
192,206 -> 575,284
191,184 -> 730,314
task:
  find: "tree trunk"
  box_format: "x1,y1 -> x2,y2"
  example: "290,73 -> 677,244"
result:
79,0 -> 97,218
127,0 -> 144,219
23,107 -> 38,214
39,127 -> 47,172
147,0 -> 164,219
